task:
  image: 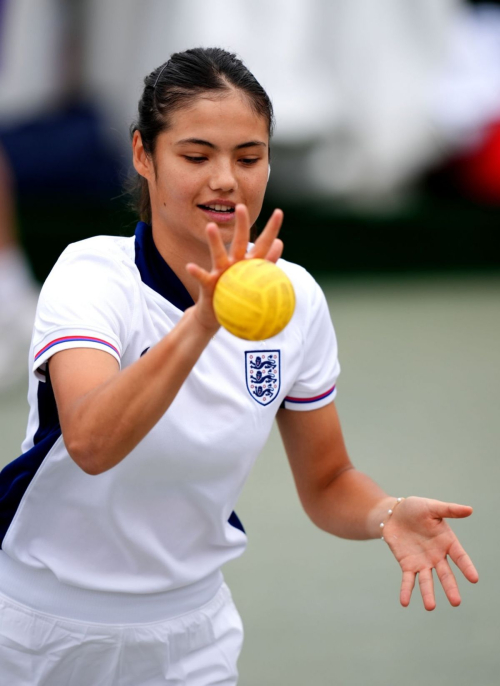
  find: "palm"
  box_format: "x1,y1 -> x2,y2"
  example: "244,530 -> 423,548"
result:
383,497 -> 478,610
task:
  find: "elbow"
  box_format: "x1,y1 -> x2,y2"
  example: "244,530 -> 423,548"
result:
79,460 -> 104,477
64,434 -> 104,476
296,489 -> 328,532
302,502 -> 330,534
299,465 -> 357,534
301,496 -> 341,537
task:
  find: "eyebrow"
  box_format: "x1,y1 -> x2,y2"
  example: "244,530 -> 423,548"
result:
175,138 -> 267,150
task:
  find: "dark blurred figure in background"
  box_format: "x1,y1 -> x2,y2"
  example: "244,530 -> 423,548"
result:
0,146 -> 38,390
0,0 -> 121,390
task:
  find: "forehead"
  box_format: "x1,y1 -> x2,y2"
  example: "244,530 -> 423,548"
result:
164,90 -> 269,145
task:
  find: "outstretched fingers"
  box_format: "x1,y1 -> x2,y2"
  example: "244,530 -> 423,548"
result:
265,238 -> 284,264
229,204 -> 251,261
400,571 -> 415,607
449,540 -> 479,584
190,207 -> 284,290
248,209 -> 284,260
206,222 -> 230,272
435,559 -> 461,607
418,569 -> 436,611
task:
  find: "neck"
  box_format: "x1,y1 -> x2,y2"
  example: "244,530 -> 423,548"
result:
150,221 -> 212,303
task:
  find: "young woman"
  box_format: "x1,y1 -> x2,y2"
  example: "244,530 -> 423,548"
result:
0,48 -> 478,685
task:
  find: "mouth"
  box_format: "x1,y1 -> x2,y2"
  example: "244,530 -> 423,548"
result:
197,202 -> 236,223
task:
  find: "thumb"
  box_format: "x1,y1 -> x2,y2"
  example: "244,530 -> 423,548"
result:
433,501 -> 473,519
186,263 -> 212,289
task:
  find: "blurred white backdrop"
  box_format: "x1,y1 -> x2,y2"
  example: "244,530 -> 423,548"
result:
5,0 -> 500,200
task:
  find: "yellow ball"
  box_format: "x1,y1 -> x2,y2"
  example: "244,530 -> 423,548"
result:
213,259 -> 296,341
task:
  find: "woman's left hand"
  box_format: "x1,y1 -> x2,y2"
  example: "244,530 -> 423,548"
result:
381,496 -> 479,610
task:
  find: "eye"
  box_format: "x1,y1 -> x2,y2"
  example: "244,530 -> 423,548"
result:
184,156 -> 207,163
239,158 -> 259,166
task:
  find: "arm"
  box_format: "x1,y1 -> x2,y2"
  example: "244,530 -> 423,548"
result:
277,401 -> 479,609
277,401 -> 391,540
50,205 -> 283,475
50,309 -> 215,475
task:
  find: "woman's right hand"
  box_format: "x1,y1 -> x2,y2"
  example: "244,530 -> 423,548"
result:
186,204 -> 284,333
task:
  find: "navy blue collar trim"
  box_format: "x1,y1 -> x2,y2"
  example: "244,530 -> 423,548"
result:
134,221 -> 194,312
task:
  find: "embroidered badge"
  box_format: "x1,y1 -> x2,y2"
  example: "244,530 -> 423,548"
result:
245,350 -> 281,406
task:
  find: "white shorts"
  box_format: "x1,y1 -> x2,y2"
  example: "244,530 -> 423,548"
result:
0,582 -> 243,685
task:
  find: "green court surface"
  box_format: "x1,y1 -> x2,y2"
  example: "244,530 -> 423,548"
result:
1,275 -> 498,685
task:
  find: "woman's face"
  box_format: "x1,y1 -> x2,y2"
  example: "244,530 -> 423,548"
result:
133,89 -> 270,251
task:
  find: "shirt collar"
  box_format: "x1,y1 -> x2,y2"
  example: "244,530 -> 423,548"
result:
134,221 -> 195,312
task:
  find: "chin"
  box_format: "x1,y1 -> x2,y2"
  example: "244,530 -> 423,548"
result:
216,223 -> 236,238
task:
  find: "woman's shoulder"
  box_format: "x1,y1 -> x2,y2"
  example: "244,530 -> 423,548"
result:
58,234 -> 136,268
276,256 -> 322,295
40,234 -> 139,295
42,234 -> 138,284
276,257 -> 331,329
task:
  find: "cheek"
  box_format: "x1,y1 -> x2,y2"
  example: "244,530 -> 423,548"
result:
158,170 -> 199,205
246,176 -> 267,209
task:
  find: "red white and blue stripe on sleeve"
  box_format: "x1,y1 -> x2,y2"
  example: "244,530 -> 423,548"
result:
284,384 -> 336,406
34,335 -> 120,363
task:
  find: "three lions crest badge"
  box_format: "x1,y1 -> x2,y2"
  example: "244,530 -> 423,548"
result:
245,350 -> 281,406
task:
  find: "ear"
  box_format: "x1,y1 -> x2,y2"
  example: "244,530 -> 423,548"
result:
132,130 -> 154,181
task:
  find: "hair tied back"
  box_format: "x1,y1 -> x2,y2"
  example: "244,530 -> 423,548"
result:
153,62 -> 169,89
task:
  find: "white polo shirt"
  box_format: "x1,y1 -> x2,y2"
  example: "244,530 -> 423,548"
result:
0,222 -> 340,597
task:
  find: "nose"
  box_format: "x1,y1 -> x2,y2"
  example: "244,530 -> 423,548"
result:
208,162 -> 237,192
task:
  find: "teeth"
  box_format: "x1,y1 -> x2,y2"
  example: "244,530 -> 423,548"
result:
207,204 -> 233,212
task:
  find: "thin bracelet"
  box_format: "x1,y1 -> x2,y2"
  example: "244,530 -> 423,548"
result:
380,497 -> 405,541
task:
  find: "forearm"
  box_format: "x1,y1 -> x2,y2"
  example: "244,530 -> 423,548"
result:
305,468 -> 396,540
65,307 -> 215,474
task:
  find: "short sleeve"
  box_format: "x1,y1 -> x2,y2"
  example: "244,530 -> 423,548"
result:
32,244 -> 135,381
283,279 -> 340,411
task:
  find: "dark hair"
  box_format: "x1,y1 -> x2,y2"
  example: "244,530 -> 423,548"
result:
129,47 -> 275,224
